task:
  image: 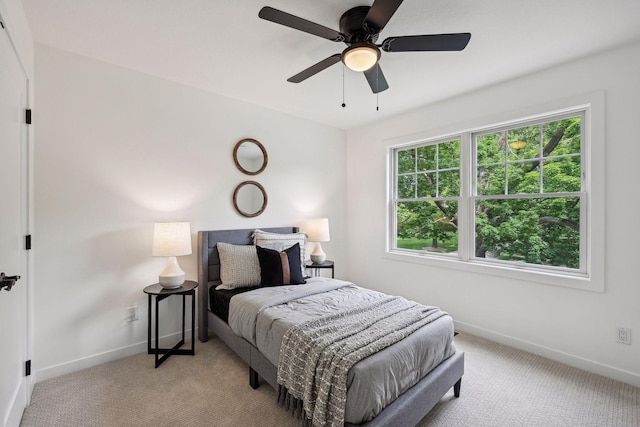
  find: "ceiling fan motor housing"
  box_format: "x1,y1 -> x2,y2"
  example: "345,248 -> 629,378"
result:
339,6 -> 379,44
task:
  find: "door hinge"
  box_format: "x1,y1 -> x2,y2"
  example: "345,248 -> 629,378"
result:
25,234 -> 32,250
25,360 -> 31,376
25,109 -> 32,125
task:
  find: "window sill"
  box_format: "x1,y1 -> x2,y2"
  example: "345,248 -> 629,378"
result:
384,250 -> 604,293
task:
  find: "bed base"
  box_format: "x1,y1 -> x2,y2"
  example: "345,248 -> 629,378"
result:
198,228 -> 464,427
207,311 -> 463,426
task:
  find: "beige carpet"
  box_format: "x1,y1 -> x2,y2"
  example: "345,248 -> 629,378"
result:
21,333 -> 639,427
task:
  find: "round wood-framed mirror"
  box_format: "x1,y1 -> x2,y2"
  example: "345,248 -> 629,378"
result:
233,138 -> 268,175
233,181 -> 268,218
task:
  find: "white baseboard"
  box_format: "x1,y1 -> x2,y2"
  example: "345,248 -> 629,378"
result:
34,330 -> 189,383
455,321 -> 640,388
5,379 -> 27,427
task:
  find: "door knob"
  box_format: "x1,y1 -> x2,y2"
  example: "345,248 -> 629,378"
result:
0,272 -> 20,292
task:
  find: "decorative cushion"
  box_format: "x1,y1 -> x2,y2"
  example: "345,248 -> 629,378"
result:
256,243 -> 306,286
253,229 -> 307,277
216,242 -> 261,290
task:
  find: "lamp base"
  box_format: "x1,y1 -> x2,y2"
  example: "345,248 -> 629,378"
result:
310,243 -> 326,265
159,256 -> 186,288
159,274 -> 185,288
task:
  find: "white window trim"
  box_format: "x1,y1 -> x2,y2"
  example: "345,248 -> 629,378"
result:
385,92 -> 605,292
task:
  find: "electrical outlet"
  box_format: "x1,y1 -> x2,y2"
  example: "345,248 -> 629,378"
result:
126,306 -> 139,322
616,327 -> 631,345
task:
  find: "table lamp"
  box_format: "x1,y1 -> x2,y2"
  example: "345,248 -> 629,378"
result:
152,222 -> 192,288
306,218 -> 330,264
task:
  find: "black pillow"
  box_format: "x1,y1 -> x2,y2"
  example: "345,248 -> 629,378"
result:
256,243 -> 306,286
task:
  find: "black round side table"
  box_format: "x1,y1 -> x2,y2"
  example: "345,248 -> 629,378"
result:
304,260 -> 335,278
143,280 -> 197,368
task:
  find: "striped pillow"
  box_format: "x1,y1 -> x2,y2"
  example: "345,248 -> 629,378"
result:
216,242 -> 261,290
256,243 -> 305,286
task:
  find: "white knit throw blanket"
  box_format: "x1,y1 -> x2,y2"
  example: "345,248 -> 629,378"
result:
277,295 -> 447,427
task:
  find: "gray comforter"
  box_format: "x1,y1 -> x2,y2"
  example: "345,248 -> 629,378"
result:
229,278 -> 456,424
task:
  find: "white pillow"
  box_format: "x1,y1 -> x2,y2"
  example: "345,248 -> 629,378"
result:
216,242 -> 261,290
253,229 -> 307,277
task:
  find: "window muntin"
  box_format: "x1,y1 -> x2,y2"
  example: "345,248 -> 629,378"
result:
475,118 -> 581,196
390,110 -> 586,276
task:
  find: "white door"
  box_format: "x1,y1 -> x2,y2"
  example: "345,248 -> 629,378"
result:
0,21 -> 29,427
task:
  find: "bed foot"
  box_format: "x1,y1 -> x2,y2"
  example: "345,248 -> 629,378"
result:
250,367 -> 259,389
453,378 -> 462,397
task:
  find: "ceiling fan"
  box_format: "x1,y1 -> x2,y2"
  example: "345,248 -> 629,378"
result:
258,0 -> 471,94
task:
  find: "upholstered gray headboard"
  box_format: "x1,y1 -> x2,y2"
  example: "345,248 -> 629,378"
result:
197,227 -> 299,342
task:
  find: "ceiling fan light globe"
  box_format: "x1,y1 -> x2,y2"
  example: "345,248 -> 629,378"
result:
343,45 -> 380,72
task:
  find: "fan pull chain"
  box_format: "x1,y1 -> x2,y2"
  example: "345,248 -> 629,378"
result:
342,64 -> 346,108
376,65 -> 380,111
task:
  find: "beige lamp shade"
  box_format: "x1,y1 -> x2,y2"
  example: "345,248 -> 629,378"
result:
306,218 -> 330,264
152,222 -> 192,257
152,222 -> 192,288
306,218 -> 330,242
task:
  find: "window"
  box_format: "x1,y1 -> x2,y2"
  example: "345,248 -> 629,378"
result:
396,139 -> 461,255
389,108 -> 591,281
473,114 -> 583,271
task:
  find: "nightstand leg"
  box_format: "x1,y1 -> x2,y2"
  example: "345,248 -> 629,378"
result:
155,295 -> 160,368
147,294 -> 152,354
181,294 -> 186,344
190,290 -> 195,354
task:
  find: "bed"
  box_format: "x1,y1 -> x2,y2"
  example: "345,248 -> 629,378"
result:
197,227 -> 464,427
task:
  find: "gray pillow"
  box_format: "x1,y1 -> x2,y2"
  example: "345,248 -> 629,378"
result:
216,242 -> 261,290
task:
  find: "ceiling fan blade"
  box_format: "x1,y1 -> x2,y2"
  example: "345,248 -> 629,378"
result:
381,33 -> 471,52
363,63 -> 389,94
364,0 -> 404,33
259,7 -> 344,42
287,54 -> 342,83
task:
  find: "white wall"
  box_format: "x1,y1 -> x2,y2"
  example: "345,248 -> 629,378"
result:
346,41 -> 640,387
0,0 -> 33,73
33,45 -> 346,380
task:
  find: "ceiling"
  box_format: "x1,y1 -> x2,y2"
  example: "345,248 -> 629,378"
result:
22,0 -> 640,130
